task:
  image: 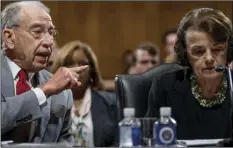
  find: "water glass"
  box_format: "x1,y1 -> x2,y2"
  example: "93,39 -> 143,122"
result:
140,117 -> 157,146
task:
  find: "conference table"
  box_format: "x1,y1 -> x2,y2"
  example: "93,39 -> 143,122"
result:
1,138 -> 231,147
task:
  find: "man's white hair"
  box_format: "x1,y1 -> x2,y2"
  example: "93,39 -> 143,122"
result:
1,1 -> 50,49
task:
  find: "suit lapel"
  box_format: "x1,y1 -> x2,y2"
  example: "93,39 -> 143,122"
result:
171,78 -> 193,109
171,77 -> 191,111
172,69 -> 191,93
36,98 -> 51,142
172,79 -> 190,93
1,53 -> 15,98
33,71 -> 51,142
91,92 -> 106,147
170,70 -> 200,128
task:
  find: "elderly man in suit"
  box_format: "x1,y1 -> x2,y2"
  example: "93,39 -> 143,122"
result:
1,1 -> 88,144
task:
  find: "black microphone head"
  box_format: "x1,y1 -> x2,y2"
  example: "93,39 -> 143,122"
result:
215,65 -> 225,72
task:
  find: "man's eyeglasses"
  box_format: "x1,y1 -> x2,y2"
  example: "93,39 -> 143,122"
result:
12,24 -> 58,39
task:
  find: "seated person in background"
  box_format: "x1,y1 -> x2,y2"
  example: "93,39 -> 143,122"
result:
147,8 -> 233,140
130,42 -> 160,74
102,49 -> 135,91
162,29 -> 178,63
52,40 -> 119,147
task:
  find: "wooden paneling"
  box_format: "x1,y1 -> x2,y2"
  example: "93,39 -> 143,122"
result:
1,1 -> 232,78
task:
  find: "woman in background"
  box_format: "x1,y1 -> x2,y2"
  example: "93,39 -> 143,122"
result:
52,40 -> 119,147
147,8 -> 233,139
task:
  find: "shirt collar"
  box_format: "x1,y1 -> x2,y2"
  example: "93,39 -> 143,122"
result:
72,87 -> 92,118
84,87 -> 91,101
5,56 -> 35,81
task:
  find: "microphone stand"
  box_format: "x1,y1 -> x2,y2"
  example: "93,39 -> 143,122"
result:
227,67 -> 233,108
217,66 -> 233,147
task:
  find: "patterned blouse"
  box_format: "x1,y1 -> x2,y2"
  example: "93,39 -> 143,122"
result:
71,88 -> 94,147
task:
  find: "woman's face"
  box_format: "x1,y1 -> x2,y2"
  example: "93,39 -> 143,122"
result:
185,30 -> 228,79
71,49 -> 90,87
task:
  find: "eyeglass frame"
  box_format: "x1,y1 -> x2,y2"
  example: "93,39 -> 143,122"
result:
11,24 -> 58,40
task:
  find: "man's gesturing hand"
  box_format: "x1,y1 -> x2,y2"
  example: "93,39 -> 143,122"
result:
40,65 -> 89,97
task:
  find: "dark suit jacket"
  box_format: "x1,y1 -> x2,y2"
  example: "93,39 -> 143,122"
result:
90,91 -> 119,147
147,68 -> 233,140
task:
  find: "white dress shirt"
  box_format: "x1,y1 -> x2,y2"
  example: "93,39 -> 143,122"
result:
5,56 -> 46,105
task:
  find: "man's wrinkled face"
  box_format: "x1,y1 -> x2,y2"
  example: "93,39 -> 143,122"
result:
3,5 -> 56,72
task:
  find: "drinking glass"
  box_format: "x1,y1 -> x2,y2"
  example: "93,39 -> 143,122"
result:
140,117 -> 157,146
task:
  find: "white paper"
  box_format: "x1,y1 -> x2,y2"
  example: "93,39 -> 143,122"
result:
178,139 -> 224,146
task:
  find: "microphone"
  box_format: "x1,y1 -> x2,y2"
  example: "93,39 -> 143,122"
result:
215,65 -> 233,94
215,65 -> 233,110
215,66 -> 233,146
215,65 -> 226,72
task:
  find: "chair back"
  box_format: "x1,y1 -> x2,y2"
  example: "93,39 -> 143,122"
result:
115,63 -> 183,119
